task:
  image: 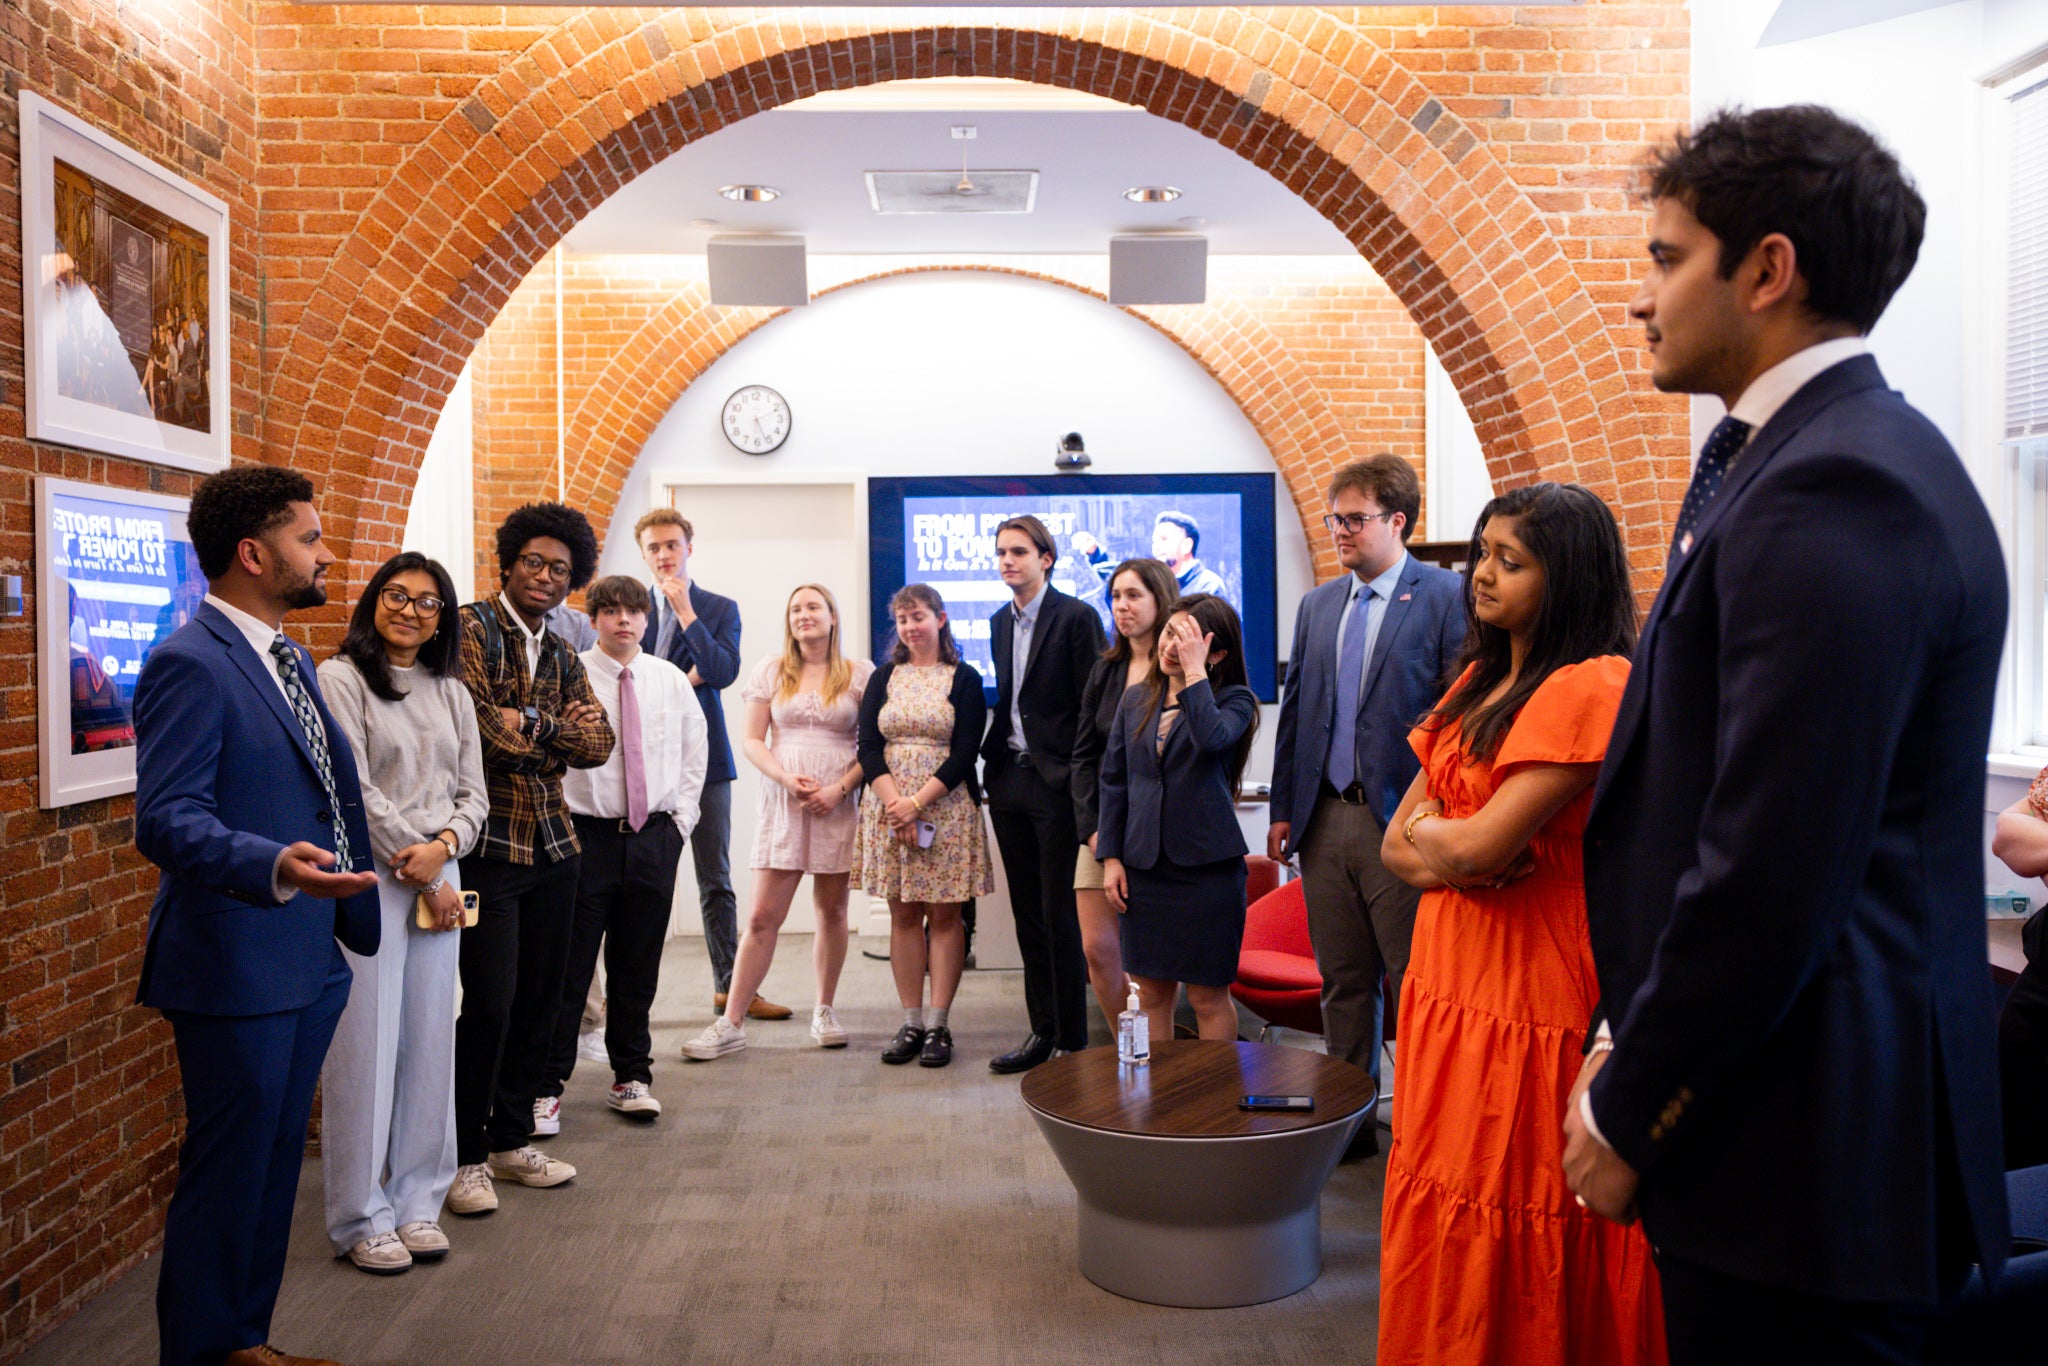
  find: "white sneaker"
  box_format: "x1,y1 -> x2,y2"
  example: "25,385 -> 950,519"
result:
531,1095 -> 561,1136
681,1017 -> 747,1060
810,1004 -> 849,1049
446,1163 -> 497,1216
576,1025 -> 608,1063
606,1081 -> 662,1116
346,1230 -> 412,1275
396,1220 -> 450,1259
487,1145 -> 576,1188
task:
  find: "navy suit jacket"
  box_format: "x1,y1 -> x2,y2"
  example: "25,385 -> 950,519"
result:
1270,554 -> 1465,836
647,583 -> 742,784
1583,355 -> 2009,1303
1096,678 -> 1256,870
133,602 -> 379,1017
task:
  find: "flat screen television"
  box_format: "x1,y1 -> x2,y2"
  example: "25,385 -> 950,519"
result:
868,473 -> 1279,702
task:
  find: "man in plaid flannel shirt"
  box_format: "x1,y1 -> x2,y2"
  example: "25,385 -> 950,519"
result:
447,502 -> 615,1215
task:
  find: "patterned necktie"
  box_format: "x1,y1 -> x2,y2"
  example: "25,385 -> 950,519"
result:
1325,584 -> 1374,792
619,665 -> 649,831
269,635 -> 351,868
1669,415 -> 1753,562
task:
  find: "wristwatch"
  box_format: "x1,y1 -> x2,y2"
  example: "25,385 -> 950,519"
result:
520,705 -> 541,739
438,834 -> 459,860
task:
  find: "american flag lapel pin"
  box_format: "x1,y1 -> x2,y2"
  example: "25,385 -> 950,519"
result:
1679,532 -> 1693,554
1398,593 -> 1411,602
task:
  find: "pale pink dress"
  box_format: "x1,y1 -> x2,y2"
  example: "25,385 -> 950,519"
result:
743,656 -> 873,874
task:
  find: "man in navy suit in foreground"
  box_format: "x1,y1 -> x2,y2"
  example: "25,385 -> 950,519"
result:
134,465 -> 379,1366
1567,106 -> 2011,1361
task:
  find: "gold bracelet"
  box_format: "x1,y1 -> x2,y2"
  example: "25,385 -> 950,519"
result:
1403,807 -> 1439,846
911,796 -> 926,814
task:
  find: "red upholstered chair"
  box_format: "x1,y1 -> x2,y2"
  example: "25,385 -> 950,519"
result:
1231,875 -> 1324,1038
1244,854 -> 1283,906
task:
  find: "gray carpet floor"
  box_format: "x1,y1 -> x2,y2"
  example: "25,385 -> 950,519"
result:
19,935 -> 1382,1365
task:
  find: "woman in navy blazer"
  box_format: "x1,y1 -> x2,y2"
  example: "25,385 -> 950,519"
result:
1098,594 -> 1259,1044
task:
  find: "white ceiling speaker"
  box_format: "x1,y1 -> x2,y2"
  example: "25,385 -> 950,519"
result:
706,235 -> 809,307
1108,234 -> 1209,306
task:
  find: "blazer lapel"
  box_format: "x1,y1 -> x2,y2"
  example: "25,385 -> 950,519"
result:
199,605 -> 322,778
1017,586 -> 1063,693
992,603 -> 1014,695
1359,560 -> 1422,705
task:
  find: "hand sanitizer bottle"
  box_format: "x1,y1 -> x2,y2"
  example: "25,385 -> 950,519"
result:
1117,982 -> 1150,1066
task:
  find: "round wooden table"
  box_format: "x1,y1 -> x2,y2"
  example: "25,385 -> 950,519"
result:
1021,1040 -> 1377,1308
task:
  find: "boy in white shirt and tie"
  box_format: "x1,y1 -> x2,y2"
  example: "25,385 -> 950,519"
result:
539,576 -> 707,1122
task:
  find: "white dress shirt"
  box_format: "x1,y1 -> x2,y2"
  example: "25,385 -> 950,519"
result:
1578,335 -> 1870,1152
1007,578 -> 1050,753
500,592 -> 546,676
563,645 -> 708,833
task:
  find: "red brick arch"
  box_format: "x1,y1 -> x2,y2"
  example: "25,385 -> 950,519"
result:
560,265 -> 1359,574
262,9 -> 1682,591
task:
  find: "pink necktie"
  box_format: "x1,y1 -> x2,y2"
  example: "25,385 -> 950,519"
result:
619,665 -> 649,831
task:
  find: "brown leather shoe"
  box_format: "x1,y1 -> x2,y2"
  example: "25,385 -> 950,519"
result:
224,1347 -> 342,1366
711,992 -> 793,1020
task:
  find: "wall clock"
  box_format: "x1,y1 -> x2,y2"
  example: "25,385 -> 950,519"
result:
721,384 -> 791,454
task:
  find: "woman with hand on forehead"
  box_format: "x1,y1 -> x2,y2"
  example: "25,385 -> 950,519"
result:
683,584 -> 871,1060
1097,592 -> 1260,1046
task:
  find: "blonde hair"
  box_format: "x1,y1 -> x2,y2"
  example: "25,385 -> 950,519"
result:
777,583 -> 852,707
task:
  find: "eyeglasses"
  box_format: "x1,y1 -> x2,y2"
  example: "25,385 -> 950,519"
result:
516,552 -> 573,581
379,587 -> 444,617
1323,511 -> 1398,534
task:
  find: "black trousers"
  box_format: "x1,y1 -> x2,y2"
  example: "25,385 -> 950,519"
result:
2000,949 -> 2048,1170
455,852 -> 580,1162
988,757 -> 1089,1051
1656,1249 -> 1946,1366
544,814 -> 685,1091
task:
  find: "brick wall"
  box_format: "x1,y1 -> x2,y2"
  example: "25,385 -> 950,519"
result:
0,0 -> 263,1357
468,254 -> 1427,584
0,5 -> 1694,1358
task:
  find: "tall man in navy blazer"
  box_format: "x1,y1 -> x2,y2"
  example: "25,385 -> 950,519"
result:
636,508 -> 789,1019
1269,455 -> 1465,1128
134,465 -> 380,1366
982,514 -> 1107,1073
1565,106 -> 2010,1360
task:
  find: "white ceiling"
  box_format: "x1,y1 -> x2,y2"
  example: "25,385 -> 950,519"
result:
560,79 -> 1356,257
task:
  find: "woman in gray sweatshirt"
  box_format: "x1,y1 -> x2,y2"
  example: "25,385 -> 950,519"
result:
316,552 -> 488,1274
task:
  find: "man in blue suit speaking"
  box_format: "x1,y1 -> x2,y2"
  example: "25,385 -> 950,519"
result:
1566,106 -> 2010,1360
1269,454 -> 1465,1148
134,465 -> 379,1366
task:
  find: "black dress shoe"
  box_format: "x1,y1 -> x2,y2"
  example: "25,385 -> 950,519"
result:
988,1033 -> 1053,1074
880,1023 -> 926,1065
918,1026 -> 954,1068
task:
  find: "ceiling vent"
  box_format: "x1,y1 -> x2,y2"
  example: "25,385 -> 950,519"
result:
865,170 -> 1039,215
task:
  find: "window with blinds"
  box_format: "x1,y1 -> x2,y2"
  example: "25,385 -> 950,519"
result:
2009,75 -> 2048,441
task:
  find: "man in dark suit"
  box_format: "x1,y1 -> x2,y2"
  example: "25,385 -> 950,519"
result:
982,514 -> 1107,1072
1268,454 -> 1465,1134
635,508 -> 788,1019
134,465 -> 380,1366
1566,105 -> 2011,1360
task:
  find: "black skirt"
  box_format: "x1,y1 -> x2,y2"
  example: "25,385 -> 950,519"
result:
1119,855 -> 1248,988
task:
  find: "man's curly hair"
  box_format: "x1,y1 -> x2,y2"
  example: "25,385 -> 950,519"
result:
495,501 -> 601,591
187,465 -> 316,580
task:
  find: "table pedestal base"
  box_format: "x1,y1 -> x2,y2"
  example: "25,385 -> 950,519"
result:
1030,1110 -> 1365,1308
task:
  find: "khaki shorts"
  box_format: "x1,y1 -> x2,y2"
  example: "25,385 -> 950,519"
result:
1073,842 -> 1105,892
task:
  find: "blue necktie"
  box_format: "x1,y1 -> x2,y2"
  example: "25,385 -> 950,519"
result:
1325,586 -> 1373,792
269,635 -> 351,869
1669,415 -> 1752,563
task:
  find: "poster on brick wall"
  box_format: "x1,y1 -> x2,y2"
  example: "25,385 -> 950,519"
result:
36,477 -> 203,807
18,92 -> 230,473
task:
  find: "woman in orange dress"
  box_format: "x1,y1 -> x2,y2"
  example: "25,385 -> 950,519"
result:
1378,482 -> 1665,1366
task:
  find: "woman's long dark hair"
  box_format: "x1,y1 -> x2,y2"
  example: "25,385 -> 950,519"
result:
1101,557 -> 1179,667
1419,482 -> 1637,760
887,583 -> 961,666
1145,592 -> 1260,797
338,551 -> 463,702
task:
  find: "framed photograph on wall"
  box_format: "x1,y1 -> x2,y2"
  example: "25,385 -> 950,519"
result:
37,476 -> 206,807
18,91 -> 230,473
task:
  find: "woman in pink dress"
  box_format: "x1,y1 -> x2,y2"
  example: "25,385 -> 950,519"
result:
683,585 -> 871,1060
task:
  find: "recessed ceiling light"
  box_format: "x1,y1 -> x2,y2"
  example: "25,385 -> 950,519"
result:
1123,185 -> 1183,204
718,184 -> 780,203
